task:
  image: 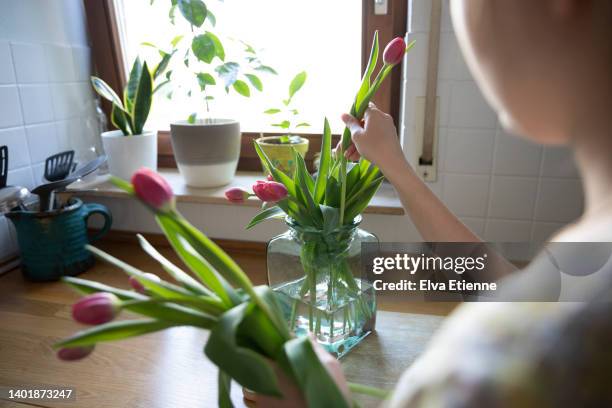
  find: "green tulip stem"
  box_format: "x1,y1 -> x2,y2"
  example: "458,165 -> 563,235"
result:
347,382 -> 391,399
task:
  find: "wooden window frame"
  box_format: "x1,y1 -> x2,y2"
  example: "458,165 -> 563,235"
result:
84,0 -> 407,172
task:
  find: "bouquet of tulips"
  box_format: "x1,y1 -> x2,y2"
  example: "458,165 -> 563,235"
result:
54,168 -> 391,407
225,33 -> 414,340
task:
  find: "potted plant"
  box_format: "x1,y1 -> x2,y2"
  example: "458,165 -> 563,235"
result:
92,55 -> 172,180
256,71 -> 310,176
152,0 -> 277,187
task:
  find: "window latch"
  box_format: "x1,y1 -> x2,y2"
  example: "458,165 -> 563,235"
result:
374,0 -> 388,15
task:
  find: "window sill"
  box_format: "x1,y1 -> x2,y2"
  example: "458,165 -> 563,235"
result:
69,169 -> 405,216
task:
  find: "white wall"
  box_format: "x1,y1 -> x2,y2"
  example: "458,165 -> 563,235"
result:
400,0 -> 583,244
0,0 -> 97,261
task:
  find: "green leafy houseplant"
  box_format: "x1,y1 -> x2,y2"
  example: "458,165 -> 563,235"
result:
149,0 -> 277,122
54,168 -> 387,407
254,71 -> 312,175
264,71 -> 311,139
242,32 -> 415,347
91,55 -> 171,136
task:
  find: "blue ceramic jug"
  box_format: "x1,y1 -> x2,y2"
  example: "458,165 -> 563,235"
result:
6,198 -> 112,281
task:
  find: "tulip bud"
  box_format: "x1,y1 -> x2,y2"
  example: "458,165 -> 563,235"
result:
383,37 -> 406,65
252,181 -> 288,202
129,273 -> 161,294
266,174 -> 274,181
131,168 -> 175,212
225,187 -> 252,203
72,293 -> 120,325
57,345 -> 95,361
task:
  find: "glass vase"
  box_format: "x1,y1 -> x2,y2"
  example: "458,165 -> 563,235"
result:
267,216 -> 378,357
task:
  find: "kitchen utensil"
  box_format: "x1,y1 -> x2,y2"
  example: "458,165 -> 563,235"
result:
0,145 -> 7,188
32,155 -> 107,211
44,150 -> 75,182
6,198 -> 112,281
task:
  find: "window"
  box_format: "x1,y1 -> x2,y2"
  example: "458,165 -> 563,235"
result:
115,0 -> 362,135
84,0 -> 406,169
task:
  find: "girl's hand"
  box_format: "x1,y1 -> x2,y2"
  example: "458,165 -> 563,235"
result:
338,103 -> 406,173
245,338 -> 350,407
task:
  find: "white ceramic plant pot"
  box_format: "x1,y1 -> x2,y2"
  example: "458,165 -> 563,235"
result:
101,130 -> 157,180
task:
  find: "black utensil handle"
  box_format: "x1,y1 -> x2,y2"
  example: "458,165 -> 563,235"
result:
0,145 -> 8,188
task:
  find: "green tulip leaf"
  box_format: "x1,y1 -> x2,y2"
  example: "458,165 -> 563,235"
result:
156,214 -> 240,308
246,205 -> 285,229
55,319 -> 179,348
282,336 -> 350,408
137,234 -> 214,296
204,302 -> 281,396
218,370 -> 233,408
313,117 -> 331,203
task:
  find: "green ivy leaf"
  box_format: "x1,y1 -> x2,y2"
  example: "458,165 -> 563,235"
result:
192,34 -> 216,64
288,71 -> 307,99
177,0 -> 207,27
170,35 -> 184,48
244,73 -> 262,92
271,120 -> 290,129
295,122 -> 310,128
232,79 -> 250,97
206,31 -> 225,61
263,108 -> 281,114
187,112 -> 197,123
255,65 -> 278,75
207,10 -> 216,27
215,62 -> 240,88
197,72 -> 216,90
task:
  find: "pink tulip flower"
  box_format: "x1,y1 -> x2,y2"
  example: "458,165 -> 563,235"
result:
129,273 -> 161,294
131,168 -> 175,212
383,37 -> 406,65
72,292 -> 120,325
252,181 -> 288,202
225,187 -> 252,203
266,174 -> 274,181
57,345 -> 95,361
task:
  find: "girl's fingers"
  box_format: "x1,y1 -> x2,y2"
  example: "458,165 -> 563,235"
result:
344,144 -> 360,161
341,113 -> 363,135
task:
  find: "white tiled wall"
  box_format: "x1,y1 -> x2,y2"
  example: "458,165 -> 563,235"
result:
401,0 -> 584,245
0,0 -> 97,261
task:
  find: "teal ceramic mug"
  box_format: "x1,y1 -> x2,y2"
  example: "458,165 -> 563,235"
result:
6,198 -> 112,281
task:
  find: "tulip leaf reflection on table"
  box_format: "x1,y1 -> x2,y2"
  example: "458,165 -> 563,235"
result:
54,168 -> 376,408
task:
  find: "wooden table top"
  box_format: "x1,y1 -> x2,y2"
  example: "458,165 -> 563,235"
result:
0,241 -> 448,408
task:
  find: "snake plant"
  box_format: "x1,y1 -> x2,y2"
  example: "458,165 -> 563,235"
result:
91,55 -> 171,136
